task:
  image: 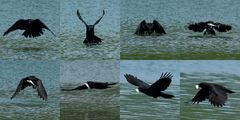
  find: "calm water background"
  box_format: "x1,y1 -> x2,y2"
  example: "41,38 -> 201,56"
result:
60,0 -> 120,60
60,61 -> 119,120
0,61 -> 60,120
180,61 -> 240,120
0,0 -> 60,60
121,0 -> 240,59
120,61 -> 180,120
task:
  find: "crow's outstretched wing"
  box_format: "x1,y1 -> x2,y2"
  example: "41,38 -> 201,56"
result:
11,79 -> 31,99
4,19 -> 28,36
135,20 -> 147,35
192,89 -> 209,104
36,80 -> 48,100
188,22 -> 207,32
148,72 -> 172,92
124,74 -> 150,88
208,86 -> 227,107
153,20 -> 166,34
213,22 -> 232,32
23,19 -> 55,38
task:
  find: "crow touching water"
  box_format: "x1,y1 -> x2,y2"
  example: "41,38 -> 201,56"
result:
77,10 -> 105,44
188,21 -> 231,35
135,20 -> 166,36
192,82 -> 234,107
11,76 -> 48,100
4,19 -> 55,38
124,72 -> 174,98
61,81 -> 117,91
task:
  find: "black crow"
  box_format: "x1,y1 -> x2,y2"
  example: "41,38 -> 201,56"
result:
11,76 -> 48,100
135,20 -> 166,36
62,81 -> 117,91
77,10 -> 105,44
192,82 -> 234,107
188,21 -> 231,35
124,72 -> 174,98
3,19 -> 55,38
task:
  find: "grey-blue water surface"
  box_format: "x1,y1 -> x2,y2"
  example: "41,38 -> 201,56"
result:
0,60 -> 60,120
180,61 -> 240,120
121,0 -> 240,59
60,60 -> 119,120
120,61 -> 180,120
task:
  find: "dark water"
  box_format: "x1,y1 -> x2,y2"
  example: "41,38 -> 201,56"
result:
120,61 -> 180,120
60,61 -> 119,120
121,0 -> 240,59
0,61 -> 60,120
180,61 -> 240,120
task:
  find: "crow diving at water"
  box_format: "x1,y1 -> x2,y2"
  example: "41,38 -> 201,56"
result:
135,20 -> 166,36
3,19 -> 55,38
124,72 -> 174,98
192,82 -> 234,107
11,76 -> 48,100
77,10 -> 105,44
61,81 -> 117,91
188,21 -> 232,35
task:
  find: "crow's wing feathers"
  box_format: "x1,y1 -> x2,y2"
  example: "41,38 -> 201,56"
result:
4,19 -> 28,36
214,22 -> 232,32
192,89 -> 208,103
153,20 -> 166,34
208,86 -> 227,106
11,79 -> 24,99
124,74 -> 150,88
107,82 -> 118,86
148,72 -> 172,91
11,79 -> 31,99
188,22 -> 207,32
36,80 -> 48,100
32,19 -> 55,36
135,20 -> 147,35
